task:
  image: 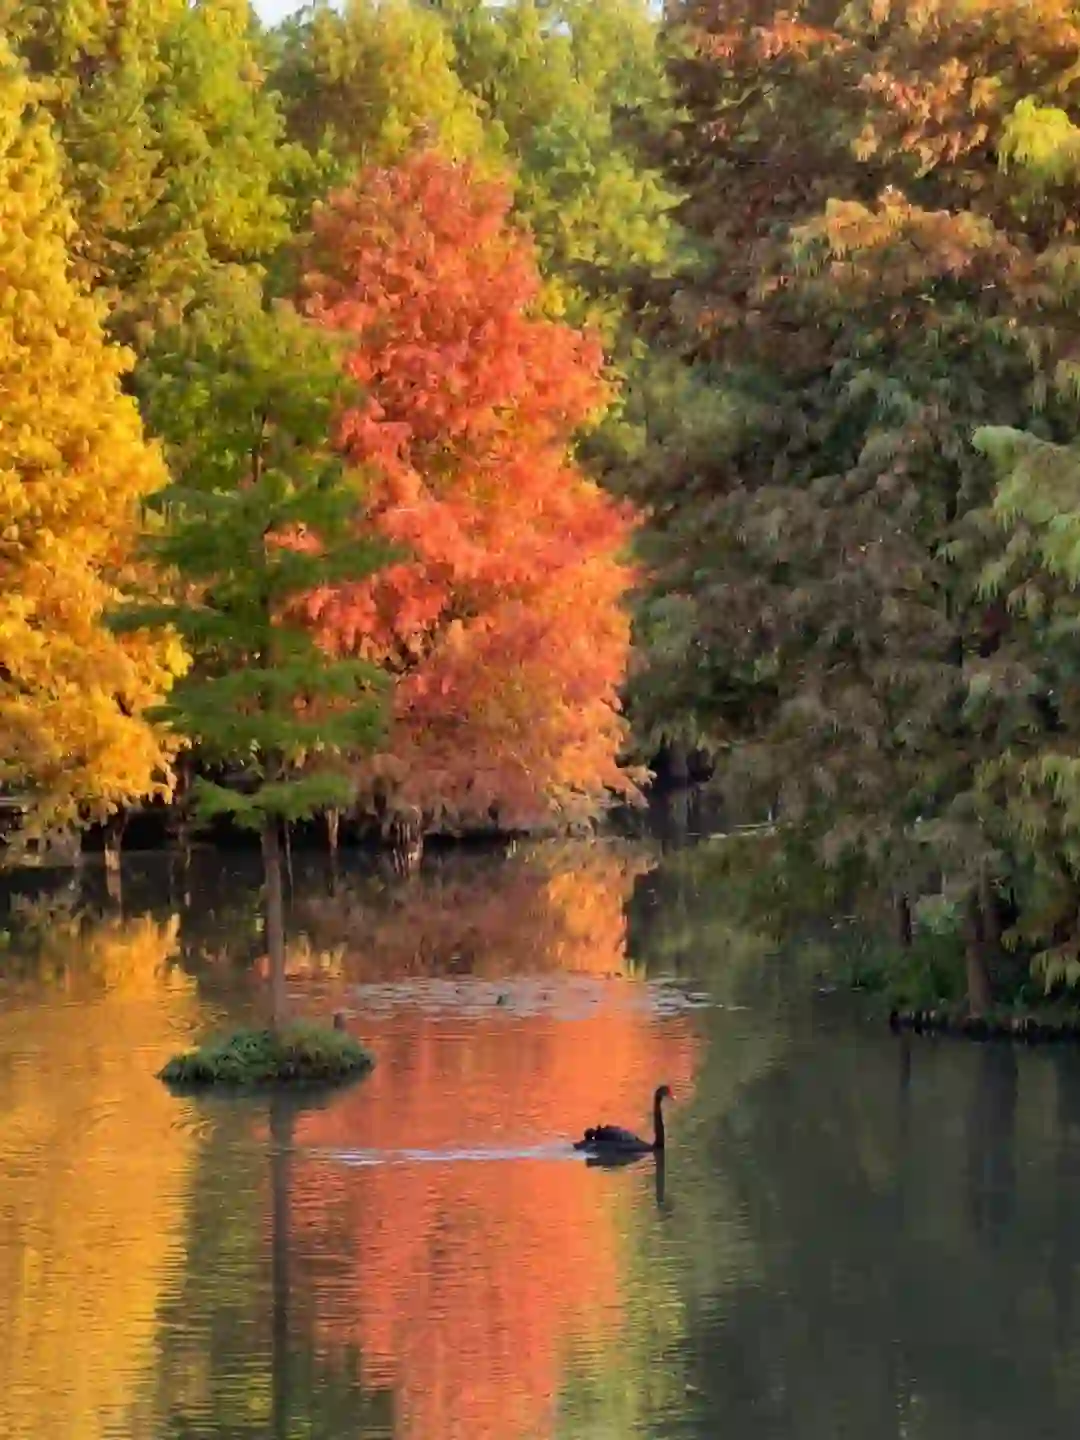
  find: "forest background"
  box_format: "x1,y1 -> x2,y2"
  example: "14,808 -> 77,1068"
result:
8,0 -> 1080,1010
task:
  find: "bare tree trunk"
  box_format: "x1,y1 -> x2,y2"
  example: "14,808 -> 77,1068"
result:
326,808 -> 341,895
168,758 -> 193,908
965,891 -> 992,1017
980,869 -> 1002,950
176,753 -> 193,873
661,739 -> 690,788
103,810 -> 126,907
894,894 -> 913,949
262,817 -> 288,1030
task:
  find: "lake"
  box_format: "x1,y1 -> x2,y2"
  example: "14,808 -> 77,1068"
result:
3,833 -> 1080,1439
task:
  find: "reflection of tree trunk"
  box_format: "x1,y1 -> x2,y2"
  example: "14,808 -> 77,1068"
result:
654,1151 -> 668,1212
898,1033 -> 912,1107
262,818 -> 287,1030
965,1043 -> 1017,1241
270,1098 -> 293,1440
1051,1054 -> 1080,1348
387,808 -> 424,877
895,1034 -> 912,1225
964,892 -> 992,1016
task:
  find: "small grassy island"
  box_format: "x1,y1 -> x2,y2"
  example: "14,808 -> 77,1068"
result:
160,1022 -> 374,1090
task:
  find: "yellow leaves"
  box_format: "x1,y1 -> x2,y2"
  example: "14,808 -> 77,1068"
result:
299,0 -> 496,171
0,40 -> 180,829
999,97 -> 1080,188
791,191 -> 1009,308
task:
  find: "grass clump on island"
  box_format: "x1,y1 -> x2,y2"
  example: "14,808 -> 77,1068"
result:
159,1022 -> 375,1089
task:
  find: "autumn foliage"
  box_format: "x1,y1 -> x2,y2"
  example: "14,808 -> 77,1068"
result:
299,152 -> 638,828
0,43 -> 182,833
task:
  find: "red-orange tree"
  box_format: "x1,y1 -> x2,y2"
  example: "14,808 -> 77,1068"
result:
299,151 -> 637,829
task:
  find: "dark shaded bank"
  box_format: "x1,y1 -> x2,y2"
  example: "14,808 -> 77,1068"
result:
889,1008 -> 1080,1046
851,908 -> 1080,1049
1,751 -> 724,873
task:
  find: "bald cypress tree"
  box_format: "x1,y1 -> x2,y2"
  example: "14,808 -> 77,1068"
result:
633,0 -> 1080,1001
0,38 -> 182,841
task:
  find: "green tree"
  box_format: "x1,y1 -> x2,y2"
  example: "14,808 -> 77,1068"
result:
273,0 -> 491,171
273,0 -> 680,337
974,424 -> 1080,988
442,0 -> 682,333
117,274 -> 389,1024
628,0 -> 1080,1002
4,0 -> 295,344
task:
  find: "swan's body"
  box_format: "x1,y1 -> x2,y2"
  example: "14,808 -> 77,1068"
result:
574,1085 -> 672,1154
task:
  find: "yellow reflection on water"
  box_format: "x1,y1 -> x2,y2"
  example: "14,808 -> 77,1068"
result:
0,909 -> 199,1440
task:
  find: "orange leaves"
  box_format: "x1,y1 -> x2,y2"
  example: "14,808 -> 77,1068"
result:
300,152 -> 638,826
793,191 -> 1012,303
849,0 -> 1080,185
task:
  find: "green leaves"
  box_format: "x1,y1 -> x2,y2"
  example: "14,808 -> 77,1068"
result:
8,0 -> 299,345
189,773 -> 362,828
272,0 -> 681,337
117,271 -> 390,829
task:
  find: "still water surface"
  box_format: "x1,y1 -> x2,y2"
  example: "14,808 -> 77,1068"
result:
3,836 -> 1080,1439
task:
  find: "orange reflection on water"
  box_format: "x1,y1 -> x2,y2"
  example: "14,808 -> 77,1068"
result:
294,842 -> 654,981
293,998 -> 696,1440
287,844 -> 697,1440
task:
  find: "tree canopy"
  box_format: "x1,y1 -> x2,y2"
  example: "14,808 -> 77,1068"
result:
299,151 -> 637,827
0,38 -> 183,837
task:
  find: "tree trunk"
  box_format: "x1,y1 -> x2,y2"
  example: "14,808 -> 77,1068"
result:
894,893 -> 913,949
980,869 -> 1002,950
656,739 -> 690,789
387,807 -> 424,877
262,817 -> 288,1030
170,752 -> 193,870
326,808 -> 340,893
965,1043 -> 1018,1240
964,891 -> 992,1017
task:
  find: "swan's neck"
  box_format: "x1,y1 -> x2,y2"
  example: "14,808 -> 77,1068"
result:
653,1097 -> 666,1150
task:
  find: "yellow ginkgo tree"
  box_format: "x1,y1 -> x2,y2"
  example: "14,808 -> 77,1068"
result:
0,40 -> 185,839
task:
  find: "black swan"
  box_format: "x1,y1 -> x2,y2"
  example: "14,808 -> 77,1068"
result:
574,1085 -> 672,1155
